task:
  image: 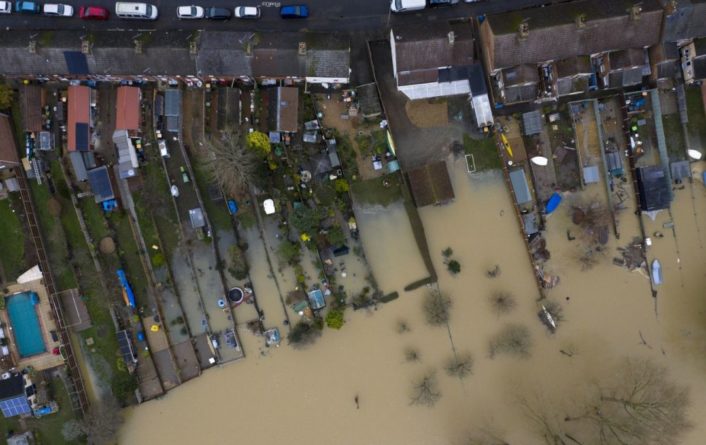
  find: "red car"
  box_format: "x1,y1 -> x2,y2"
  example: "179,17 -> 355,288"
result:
79,5 -> 109,20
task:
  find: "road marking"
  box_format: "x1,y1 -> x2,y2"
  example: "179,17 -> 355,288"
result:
261,1 -> 281,7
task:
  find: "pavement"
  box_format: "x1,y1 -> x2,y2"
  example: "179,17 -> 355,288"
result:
0,0 -> 565,33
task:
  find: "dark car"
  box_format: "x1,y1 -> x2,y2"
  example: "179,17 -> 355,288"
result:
15,0 -> 41,13
427,0 -> 458,6
79,5 -> 109,19
205,6 -> 231,19
280,4 -> 308,18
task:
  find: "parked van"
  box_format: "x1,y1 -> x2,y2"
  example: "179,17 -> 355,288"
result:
390,0 -> 425,12
115,2 -> 158,19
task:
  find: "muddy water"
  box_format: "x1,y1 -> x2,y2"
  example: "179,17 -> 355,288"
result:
120,158 -> 706,445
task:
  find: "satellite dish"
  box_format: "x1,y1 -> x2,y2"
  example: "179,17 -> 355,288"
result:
531,156 -> 549,166
301,170 -> 312,183
687,149 -> 703,160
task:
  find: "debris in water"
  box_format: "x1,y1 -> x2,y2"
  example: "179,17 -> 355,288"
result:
615,237 -> 646,271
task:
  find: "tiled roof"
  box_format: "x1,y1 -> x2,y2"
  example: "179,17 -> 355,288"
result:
483,0 -> 663,70
393,23 -> 473,74
662,0 -> 706,42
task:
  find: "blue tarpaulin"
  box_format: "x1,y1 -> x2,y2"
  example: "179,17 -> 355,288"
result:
545,192 -> 562,214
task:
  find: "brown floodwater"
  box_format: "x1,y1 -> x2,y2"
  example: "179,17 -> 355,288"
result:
120,158 -> 706,445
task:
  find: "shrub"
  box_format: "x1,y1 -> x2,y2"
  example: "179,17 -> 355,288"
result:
447,260 -> 461,275
246,131 -> 271,157
151,252 -> 165,268
423,290 -> 452,326
325,308 -> 345,330
489,324 -> 532,359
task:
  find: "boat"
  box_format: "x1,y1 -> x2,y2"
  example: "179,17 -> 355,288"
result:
652,259 -> 662,286
545,192 -> 562,214
538,305 -> 557,333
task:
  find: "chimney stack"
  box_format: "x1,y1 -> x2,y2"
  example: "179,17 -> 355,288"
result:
518,21 -> 530,39
630,4 -> 642,21
448,31 -> 455,45
575,13 -> 587,29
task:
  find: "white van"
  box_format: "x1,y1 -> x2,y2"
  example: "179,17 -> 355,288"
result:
390,0 -> 426,12
115,2 -> 158,19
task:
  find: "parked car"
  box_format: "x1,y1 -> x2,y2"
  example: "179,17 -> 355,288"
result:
427,0 -> 458,6
279,4 -> 308,18
234,5 -> 259,18
79,5 -> 109,19
43,3 -> 73,16
204,6 -> 231,19
15,0 -> 40,14
0,1 -> 11,13
180,166 -> 190,183
176,5 -> 203,19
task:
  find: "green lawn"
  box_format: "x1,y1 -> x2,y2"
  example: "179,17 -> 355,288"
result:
463,134 -> 502,171
686,86 -> 706,149
0,197 -> 26,280
351,172 -> 403,207
108,211 -> 150,309
661,113 -> 686,161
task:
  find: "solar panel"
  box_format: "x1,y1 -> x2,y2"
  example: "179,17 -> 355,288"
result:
87,166 -> 114,203
0,396 -> 31,417
75,123 -> 89,151
64,51 -> 90,75
116,330 -> 137,364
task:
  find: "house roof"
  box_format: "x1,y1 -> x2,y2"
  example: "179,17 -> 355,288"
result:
407,160 -> 455,208
610,48 -> 646,70
0,114 -> 19,167
275,87 -> 299,133
468,63 -> 488,96
0,373 -> 24,401
164,90 -> 181,117
509,168 -> 532,205
662,0 -> 706,42
68,151 -> 88,182
20,85 -> 43,133
115,86 -> 140,131
252,33 -> 350,80
636,165 -> 671,211
502,64 -> 539,86
196,31 -> 252,76
67,85 -> 91,152
189,208 -> 205,228
393,24 -> 473,72
483,0 -> 663,70
555,55 -> 592,78
87,166 -> 115,203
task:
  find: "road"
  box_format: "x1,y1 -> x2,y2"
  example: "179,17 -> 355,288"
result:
0,0 -> 563,32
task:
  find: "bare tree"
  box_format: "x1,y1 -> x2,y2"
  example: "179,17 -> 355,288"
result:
489,324 -> 532,359
404,347 -> 421,363
445,352 -> 474,379
410,372 -> 441,407
203,129 -> 260,197
423,290 -> 452,326
488,291 -> 517,316
564,357 -> 692,445
81,396 -> 123,445
397,319 -> 411,334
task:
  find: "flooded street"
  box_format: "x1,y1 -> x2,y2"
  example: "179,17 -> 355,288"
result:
120,158 -> 706,445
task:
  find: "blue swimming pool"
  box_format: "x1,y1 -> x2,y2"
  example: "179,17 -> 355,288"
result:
5,292 -> 46,358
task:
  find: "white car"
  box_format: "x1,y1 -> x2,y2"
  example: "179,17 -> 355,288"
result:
234,6 -> 259,18
177,5 -> 204,19
0,1 -> 11,14
43,3 -> 74,16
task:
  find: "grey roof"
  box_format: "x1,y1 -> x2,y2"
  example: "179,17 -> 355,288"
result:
610,48 -> 646,70
307,49 -> 350,78
502,64 -> 539,86
483,0 -> 663,70
164,90 -> 181,117
608,67 -> 644,87
692,56 -> 706,79
557,76 -> 589,96
393,23 -> 473,83
189,208 -> 206,228
69,151 -> 88,182
0,30 -> 347,79
636,165 -> 671,211
662,0 -> 706,42
505,84 -> 538,104
671,160 -> 691,180
509,168 -> 532,205
252,33 -> 350,79
555,56 -> 592,78
196,32 -> 252,76
522,110 -> 542,136
113,130 -> 138,179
